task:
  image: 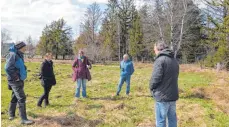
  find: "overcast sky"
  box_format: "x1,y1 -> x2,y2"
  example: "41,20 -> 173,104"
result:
1,0 -> 108,43
1,0 -> 205,43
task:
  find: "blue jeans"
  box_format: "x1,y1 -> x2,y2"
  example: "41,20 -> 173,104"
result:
155,101 -> 177,127
116,75 -> 131,95
75,78 -> 87,98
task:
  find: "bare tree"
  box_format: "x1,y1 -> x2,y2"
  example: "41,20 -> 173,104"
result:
26,35 -> 36,58
158,0 -> 198,58
1,28 -> 12,56
1,28 -> 11,44
81,2 -> 102,44
155,0 -> 165,42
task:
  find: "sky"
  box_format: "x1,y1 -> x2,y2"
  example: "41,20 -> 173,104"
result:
1,0 -> 205,44
1,0 -> 108,43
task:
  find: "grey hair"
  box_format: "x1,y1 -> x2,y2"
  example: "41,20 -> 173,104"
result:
123,54 -> 129,59
155,41 -> 168,51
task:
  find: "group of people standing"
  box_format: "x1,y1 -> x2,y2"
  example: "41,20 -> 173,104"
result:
4,42 -> 57,125
4,41 -> 179,127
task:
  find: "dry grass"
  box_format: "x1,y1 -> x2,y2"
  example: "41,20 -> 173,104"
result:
2,63 -> 229,127
34,113 -> 102,127
190,69 -> 229,115
177,101 -> 206,127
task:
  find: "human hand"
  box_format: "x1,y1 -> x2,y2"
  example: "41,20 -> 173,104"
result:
15,78 -> 20,82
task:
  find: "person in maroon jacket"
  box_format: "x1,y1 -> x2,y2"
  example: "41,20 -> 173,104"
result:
72,50 -> 92,99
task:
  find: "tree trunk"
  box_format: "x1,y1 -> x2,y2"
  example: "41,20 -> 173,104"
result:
174,0 -> 187,58
156,12 -> 164,42
55,54 -> 58,60
55,43 -> 58,60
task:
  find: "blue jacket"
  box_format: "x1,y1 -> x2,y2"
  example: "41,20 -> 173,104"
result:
5,45 -> 27,81
120,60 -> 134,77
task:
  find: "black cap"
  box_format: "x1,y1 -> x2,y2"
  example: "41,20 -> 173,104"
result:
15,41 -> 26,49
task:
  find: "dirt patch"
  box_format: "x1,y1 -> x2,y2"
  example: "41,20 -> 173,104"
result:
189,88 -> 209,99
34,113 -> 102,127
112,103 -> 125,110
103,102 -> 136,111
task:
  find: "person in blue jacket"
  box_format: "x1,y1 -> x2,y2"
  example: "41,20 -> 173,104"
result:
116,54 -> 135,96
4,42 -> 34,125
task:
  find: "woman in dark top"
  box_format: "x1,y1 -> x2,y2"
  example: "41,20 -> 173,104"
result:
72,50 -> 91,99
37,53 -> 56,107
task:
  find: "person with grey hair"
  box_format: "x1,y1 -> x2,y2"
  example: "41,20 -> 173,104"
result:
116,54 -> 134,96
149,41 -> 179,127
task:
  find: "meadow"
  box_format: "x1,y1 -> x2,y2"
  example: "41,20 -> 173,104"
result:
1,62 -> 229,127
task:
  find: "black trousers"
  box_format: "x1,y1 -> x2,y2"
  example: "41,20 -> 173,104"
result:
8,81 -> 26,103
38,85 -> 52,105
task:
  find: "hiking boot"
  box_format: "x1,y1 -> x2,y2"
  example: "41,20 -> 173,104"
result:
44,99 -> 49,107
21,119 -> 34,125
37,99 -> 42,107
9,116 -> 15,120
37,104 -> 42,108
18,103 -> 34,125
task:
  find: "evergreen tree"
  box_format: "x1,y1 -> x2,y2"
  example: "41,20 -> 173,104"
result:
128,11 -> 143,61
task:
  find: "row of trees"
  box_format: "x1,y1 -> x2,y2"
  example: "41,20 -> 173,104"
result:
2,0 -> 228,69
1,29 -> 36,58
74,0 -> 203,63
74,0 -> 228,68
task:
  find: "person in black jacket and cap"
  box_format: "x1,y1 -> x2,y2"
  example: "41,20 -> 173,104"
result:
37,53 -> 56,107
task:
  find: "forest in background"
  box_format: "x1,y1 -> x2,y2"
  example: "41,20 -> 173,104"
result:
1,0 -> 229,69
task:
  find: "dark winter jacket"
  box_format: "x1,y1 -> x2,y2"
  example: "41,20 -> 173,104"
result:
5,45 -> 27,81
40,59 -> 56,86
72,56 -> 92,81
149,48 -> 179,102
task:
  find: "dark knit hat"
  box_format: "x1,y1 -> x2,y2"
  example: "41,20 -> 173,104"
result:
15,41 -> 26,49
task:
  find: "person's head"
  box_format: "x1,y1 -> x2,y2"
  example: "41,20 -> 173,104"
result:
154,41 -> 168,55
45,53 -> 52,61
123,54 -> 129,62
78,50 -> 84,57
15,41 -> 26,53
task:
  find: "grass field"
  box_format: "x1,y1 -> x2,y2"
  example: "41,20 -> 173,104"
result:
1,62 -> 229,127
